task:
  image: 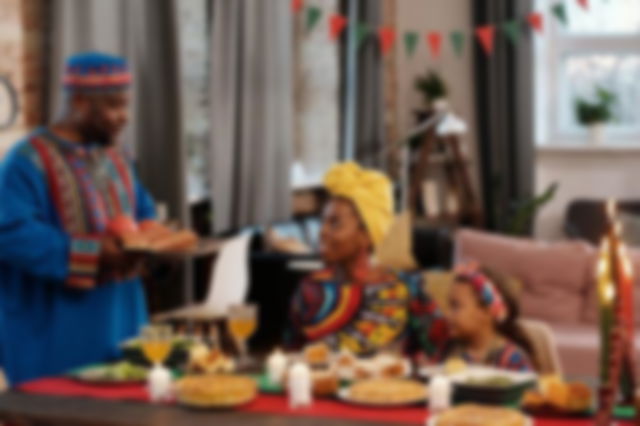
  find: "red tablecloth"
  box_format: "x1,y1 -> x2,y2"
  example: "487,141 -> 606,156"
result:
17,378 -> 634,426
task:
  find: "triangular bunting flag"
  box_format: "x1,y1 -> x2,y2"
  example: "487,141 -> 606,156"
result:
426,31 -> 443,59
404,32 -> 419,57
378,27 -> 396,55
329,14 -> 348,40
450,31 -> 465,57
305,6 -> 322,32
527,12 -> 544,33
502,20 -> 521,45
291,0 -> 303,14
577,0 -> 589,10
356,23 -> 370,47
552,3 -> 568,26
475,25 -> 495,56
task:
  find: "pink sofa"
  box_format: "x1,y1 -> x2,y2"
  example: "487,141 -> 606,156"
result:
455,229 -> 640,379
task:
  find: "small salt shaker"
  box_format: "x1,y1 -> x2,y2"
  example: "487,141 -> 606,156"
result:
148,364 -> 173,403
429,375 -> 452,414
288,361 -> 312,409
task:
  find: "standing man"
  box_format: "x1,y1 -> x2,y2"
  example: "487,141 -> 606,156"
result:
0,52 -> 155,384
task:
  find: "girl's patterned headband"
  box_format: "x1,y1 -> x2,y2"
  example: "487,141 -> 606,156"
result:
454,262 -> 508,323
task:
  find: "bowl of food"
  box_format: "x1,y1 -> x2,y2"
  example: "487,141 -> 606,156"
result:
448,367 -> 537,405
521,375 -> 593,417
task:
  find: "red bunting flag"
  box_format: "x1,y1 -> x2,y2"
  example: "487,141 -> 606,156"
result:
527,12 -> 544,33
329,14 -> 348,40
291,0 -> 303,14
378,27 -> 396,54
426,31 -> 443,59
475,25 -> 495,56
577,0 -> 589,10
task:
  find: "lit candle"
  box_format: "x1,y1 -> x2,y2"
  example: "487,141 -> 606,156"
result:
288,361 -> 312,408
267,348 -> 288,385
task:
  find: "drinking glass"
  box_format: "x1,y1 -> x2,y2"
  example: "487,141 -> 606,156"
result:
227,304 -> 258,368
140,324 -> 172,367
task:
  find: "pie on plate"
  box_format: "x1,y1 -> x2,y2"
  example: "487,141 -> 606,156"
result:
429,404 -> 530,426
340,378 -> 427,406
175,374 -> 257,408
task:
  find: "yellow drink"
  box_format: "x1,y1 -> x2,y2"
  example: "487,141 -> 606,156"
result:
141,340 -> 172,364
229,318 -> 256,340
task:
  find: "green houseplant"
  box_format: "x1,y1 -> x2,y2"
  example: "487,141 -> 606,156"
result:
575,87 -> 616,145
415,70 -> 448,111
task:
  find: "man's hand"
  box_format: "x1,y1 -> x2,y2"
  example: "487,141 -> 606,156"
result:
98,235 -> 146,282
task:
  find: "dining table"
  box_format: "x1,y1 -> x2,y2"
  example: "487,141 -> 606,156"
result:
0,375 -> 636,426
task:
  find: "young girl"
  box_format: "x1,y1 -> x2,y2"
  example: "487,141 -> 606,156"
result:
444,263 -> 534,372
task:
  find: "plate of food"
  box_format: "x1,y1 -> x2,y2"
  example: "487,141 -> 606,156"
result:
521,375 -> 593,418
338,378 -> 428,408
69,361 -> 148,385
332,349 -> 411,382
427,404 -> 533,426
447,366 -> 537,405
175,374 -> 257,410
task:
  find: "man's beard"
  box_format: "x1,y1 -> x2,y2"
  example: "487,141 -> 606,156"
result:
79,122 -> 115,147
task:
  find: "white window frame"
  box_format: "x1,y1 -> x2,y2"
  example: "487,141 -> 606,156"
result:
535,0 -> 640,147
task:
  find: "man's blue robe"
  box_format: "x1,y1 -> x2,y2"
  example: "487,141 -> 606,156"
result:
0,128 -> 155,384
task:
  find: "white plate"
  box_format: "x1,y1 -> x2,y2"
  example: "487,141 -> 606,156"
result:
337,386 -> 427,408
426,414 -> 533,426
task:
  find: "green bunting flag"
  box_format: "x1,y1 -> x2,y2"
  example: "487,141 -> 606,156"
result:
404,32 -> 419,57
551,3 -> 568,26
305,6 -> 322,32
450,31 -> 465,57
356,23 -> 370,47
502,20 -> 521,45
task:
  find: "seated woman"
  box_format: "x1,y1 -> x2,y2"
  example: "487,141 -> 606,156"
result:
444,263 -> 534,371
288,162 -> 448,358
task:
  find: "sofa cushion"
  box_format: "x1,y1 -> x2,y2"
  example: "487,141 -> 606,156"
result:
455,229 -> 596,324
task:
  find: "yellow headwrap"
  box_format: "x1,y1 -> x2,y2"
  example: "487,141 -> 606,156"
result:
323,162 -> 394,248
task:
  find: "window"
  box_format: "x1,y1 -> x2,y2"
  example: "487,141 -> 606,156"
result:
536,0 -> 640,145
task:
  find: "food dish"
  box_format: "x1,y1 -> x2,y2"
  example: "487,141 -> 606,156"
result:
428,404 -> 530,426
338,353 -> 411,381
311,369 -> 339,397
187,345 -> 235,374
303,343 -> 332,367
447,367 -> 537,405
522,375 -> 592,416
339,378 -> 427,407
69,362 -> 148,385
175,375 -> 257,409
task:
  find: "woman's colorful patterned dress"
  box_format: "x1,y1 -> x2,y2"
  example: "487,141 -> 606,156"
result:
289,268 -> 449,358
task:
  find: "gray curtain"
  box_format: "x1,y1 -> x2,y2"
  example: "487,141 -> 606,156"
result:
473,0 -> 535,233
208,0 -> 293,233
47,0 -> 186,222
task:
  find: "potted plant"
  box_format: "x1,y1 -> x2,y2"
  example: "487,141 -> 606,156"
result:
575,87 -> 616,145
415,70 -> 449,112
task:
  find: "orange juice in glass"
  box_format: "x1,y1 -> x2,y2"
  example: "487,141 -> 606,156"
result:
141,324 -> 172,366
228,304 -> 258,367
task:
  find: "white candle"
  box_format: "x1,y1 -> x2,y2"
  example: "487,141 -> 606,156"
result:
288,361 -> 312,408
147,364 -> 173,403
267,348 -> 288,385
429,375 -> 452,414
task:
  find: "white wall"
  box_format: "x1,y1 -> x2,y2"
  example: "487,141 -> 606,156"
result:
535,147 -> 640,241
394,0 -> 479,178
